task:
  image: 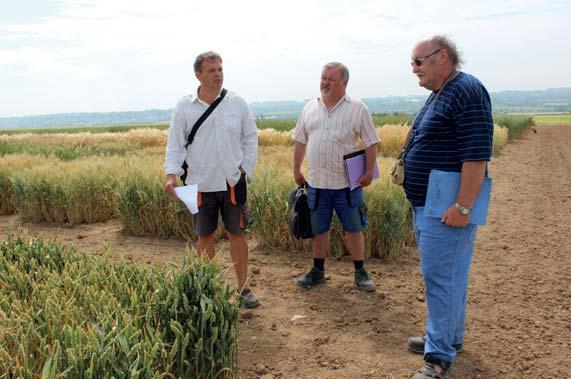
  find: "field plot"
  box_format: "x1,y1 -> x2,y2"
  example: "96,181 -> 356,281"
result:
0,120 -> 515,258
533,114 -> 571,124
0,234 -> 238,378
0,117 -> 558,378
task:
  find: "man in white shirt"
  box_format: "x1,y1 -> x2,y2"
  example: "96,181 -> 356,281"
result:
293,62 -> 380,292
164,51 -> 259,308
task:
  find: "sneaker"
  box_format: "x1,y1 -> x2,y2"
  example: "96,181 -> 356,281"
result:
411,361 -> 451,379
354,267 -> 376,292
239,288 -> 260,309
408,336 -> 464,354
296,267 -> 325,289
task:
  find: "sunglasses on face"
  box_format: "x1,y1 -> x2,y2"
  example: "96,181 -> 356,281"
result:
411,49 -> 441,67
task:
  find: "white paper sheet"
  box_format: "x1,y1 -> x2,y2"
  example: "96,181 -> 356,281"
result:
174,184 -> 199,214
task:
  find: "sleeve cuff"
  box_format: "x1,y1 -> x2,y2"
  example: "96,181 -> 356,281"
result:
164,165 -> 185,177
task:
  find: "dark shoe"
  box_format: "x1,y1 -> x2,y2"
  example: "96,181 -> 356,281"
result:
297,267 -> 325,289
354,267 -> 376,292
408,336 -> 463,354
411,361 -> 451,379
239,288 -> 260,309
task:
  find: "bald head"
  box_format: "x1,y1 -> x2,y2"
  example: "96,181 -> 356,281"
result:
415,35 -> 464,69
411,35 -> 462,91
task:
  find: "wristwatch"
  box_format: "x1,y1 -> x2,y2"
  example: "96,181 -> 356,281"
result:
454,203 -> 471,216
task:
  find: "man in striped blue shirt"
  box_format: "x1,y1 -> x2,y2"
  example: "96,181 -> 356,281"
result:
405,36 -> 493,379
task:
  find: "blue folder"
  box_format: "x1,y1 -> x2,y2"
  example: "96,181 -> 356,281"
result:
424,170 -> 492,225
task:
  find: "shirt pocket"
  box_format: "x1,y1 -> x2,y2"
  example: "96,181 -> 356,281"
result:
222,112 -> 242,135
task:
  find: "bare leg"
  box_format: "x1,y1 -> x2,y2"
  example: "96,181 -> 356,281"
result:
345,231 -> 365,261
227,231 -> 248,291
312,231 -> 330,259
197,233 -> 216,260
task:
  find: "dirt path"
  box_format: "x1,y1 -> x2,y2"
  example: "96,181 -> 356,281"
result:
1,124 -> 570,378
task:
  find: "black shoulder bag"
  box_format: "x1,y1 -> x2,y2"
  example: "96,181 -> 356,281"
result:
180,88 -> 227,183
288,184 -> 314,239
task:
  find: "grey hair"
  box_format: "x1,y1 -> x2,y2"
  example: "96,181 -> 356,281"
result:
323,62 -> 350,82
428,35 -> 464,68
193,51 -> 222,73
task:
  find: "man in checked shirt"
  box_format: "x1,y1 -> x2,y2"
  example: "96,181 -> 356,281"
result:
292,62 -> 380,292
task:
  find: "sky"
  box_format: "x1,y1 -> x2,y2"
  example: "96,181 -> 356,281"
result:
1,0 -> 570,117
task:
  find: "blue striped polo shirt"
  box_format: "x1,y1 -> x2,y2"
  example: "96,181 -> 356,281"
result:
403,72 -> 493,207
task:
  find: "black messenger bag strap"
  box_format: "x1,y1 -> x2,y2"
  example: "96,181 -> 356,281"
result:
185,88 -> 228,148
180,88 -> 228,183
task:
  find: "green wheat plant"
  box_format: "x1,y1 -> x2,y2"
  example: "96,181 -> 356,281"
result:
0,233 -> 239,378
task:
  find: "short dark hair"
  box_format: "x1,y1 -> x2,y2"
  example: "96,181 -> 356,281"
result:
428,35 -> 464,68
194,51 -> 222,73
323,62 -> 349,82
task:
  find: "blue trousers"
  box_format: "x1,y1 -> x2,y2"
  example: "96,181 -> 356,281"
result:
413,206 -> 478,364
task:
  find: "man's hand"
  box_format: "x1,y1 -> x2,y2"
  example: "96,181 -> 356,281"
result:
358,172 -> 374,187
165,175 -> 178,198
441,205 -> 469,228
441,160 -> 486,228
294,169 -> 306,186
359,144 -> 378,188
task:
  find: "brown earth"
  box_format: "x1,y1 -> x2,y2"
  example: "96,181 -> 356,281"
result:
1,124 -> 570,378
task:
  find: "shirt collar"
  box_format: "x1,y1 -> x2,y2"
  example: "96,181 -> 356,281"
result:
193,86 -> 224,105
319,93 -> 350,113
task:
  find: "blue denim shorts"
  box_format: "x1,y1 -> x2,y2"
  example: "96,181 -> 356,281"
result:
306,185 -> 368,235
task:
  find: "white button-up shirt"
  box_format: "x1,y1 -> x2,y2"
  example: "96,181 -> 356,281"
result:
164,89 -> 258,192
293,94 -> 380,189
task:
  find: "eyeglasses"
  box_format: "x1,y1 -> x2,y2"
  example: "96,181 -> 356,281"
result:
411,49 -> 441,67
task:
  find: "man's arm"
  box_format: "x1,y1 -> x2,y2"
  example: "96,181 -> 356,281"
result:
441,161 -> 486,227
358,143 -> 378,187
293,141 -> 307,186
165,174 -> 178,198
164,101 -> 187,197
240,102 -> 258,180
292,106 -> 309,186
356,103 -> 381,187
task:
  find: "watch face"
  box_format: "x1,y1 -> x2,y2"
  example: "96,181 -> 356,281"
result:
455,203 -> 470,215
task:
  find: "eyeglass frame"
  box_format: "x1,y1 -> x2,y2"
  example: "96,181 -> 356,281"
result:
411,49 -> 442,67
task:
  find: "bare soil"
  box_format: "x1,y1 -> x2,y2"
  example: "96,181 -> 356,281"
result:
1,124 -> 570,378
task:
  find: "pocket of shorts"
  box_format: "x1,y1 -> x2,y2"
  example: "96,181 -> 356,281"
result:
348,187 -> 365,208
306,185 -> 318,210
358,203 -> 368,226
240,206 -> 250,229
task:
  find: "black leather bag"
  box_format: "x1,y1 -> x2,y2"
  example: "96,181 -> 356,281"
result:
288,185 -> 314,239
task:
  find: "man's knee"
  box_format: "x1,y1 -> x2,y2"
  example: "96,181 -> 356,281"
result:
197,233 -> 215,247
344,231 -> 363,240
226,231 -> 246,242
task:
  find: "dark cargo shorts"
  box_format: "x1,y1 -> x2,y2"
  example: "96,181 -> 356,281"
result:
192,174 -> 248,237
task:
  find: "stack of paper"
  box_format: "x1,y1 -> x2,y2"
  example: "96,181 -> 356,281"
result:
343,150 -> 380,190
174,184 -> 199,214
